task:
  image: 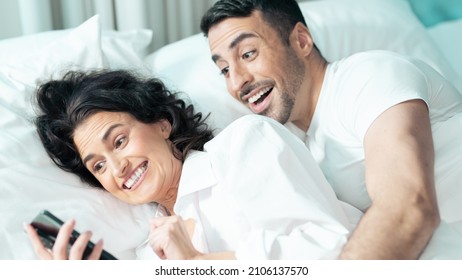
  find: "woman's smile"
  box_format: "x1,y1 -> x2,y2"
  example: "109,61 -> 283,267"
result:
123,161 -> 149,190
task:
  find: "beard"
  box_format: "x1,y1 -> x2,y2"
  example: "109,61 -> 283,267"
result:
261,47 -> 306,124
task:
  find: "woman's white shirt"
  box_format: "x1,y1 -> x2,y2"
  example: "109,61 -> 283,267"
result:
174,115 -> 362,259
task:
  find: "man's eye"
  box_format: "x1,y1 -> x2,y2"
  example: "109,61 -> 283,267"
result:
242,50 -> 255,60
115,136 -> 126,149
220,66 -> 229,76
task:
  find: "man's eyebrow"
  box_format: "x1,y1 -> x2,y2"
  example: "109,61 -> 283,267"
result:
229,32 -> 257,49
82,123 -> 122,166
211,32 -> 258,63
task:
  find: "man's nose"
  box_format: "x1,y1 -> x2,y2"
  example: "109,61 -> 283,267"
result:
228,65 -> 252,100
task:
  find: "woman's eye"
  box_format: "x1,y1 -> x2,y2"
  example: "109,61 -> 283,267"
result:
93,161 -> 105,173
115,136 -> 126,149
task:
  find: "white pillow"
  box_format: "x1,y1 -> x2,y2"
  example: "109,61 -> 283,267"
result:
144,0 -> 460,132
301,0 -> 460,87
427,18 -> 462,83
0,15 -> 156,259
0,16 -> 105,117
101,29 -> 153,69
144,34 -> 251,134
0,22 -> 152,69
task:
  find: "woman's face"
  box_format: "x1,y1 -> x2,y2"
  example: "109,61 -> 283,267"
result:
73,111 -> 182,205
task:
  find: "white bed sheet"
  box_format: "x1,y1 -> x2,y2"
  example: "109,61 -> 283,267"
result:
1,0 -> 461,260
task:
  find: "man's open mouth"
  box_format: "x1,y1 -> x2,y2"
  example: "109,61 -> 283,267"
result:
248,86 -> 273,105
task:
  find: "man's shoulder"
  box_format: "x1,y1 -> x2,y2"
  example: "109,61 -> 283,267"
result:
338,50 -> 416,69
329,50 -> 429,85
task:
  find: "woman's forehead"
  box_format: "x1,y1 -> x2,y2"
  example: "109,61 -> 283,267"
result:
73,112 -> 131,150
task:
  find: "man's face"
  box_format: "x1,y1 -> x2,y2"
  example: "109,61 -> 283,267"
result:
208,11 -> 306,125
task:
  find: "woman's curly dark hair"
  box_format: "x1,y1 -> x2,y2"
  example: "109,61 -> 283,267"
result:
35,69 -> 214,189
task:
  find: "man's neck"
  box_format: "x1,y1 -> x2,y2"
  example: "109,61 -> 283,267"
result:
292,53 -> 328,132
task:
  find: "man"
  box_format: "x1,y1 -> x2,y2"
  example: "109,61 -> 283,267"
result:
200,0 -> 462,259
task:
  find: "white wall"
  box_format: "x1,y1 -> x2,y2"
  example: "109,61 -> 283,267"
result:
0,0 -> 311,41
15,0 -> 460,43
0,0 -> 22,39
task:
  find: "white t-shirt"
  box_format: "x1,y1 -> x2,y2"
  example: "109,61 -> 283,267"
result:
288,50 -> 462,212
174,115 -> 362,259
287,50 -> 462,258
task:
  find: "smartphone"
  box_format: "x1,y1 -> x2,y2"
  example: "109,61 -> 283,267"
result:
30,210 -> 117,260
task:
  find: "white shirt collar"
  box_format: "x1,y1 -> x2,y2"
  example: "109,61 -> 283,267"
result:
284,122 -> 307,141
177,150 -> 218,199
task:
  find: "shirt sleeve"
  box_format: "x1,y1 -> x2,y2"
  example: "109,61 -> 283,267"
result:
335,51 -> 430,141
207,115 -> 361,259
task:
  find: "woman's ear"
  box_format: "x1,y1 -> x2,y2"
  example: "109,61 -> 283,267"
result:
291,22 -> 314,56
159,119 -> 172,139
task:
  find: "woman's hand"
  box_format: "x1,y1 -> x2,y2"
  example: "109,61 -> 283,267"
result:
24,219 -> 103,260
148,215 -> 202,260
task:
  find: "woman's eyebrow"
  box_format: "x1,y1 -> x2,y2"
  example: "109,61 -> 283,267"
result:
82,124 -> 123,166
82,154 -> 94,167
102,124 -> 123,141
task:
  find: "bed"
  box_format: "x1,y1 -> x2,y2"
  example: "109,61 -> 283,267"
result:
1,0 -> 461,260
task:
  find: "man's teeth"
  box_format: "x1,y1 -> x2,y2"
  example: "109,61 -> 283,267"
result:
125,163 -> 147,189
248,87 -> 271,104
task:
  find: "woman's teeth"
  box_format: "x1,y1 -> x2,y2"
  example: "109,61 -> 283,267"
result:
125,163 -> 147,189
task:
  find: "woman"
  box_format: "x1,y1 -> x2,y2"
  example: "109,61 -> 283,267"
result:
25,70 -> 362,260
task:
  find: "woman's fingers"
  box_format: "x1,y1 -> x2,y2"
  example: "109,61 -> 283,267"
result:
25,219 -> 104,260
68,230 -> 93,260
52,219 -> 76,259
149,216 -> 173,259
24,223 -> 53,260
87,239 -> 104,260
148,216 -> 200,260
149,238 -> 167,260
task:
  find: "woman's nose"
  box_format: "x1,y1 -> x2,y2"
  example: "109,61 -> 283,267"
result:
109,157 -> 128,178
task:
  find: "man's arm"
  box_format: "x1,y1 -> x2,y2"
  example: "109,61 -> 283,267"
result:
339,99 -> 440,259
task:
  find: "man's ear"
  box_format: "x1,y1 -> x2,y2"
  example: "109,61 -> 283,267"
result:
291,22 -> 314,56
159,119 -> 173,139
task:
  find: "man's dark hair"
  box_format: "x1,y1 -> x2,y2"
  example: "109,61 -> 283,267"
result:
35,70 -> 214,189
200,0 -> 307,45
